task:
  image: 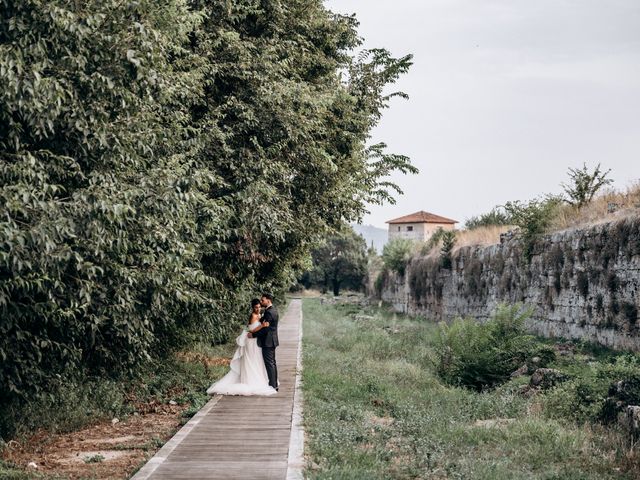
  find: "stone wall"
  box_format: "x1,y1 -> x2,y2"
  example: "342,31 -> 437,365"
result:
375,216 -> 640,350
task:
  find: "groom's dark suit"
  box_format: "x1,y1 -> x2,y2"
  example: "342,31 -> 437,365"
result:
253,305 -> 279,389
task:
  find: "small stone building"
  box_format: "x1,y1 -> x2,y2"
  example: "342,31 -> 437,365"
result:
386,211 -> 458,242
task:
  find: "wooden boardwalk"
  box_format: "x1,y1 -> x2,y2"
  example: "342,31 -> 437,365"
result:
132,299 -> 303,480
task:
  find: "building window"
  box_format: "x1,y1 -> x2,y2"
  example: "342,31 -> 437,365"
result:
407,226 -> 413,231
397,226 -> 401,231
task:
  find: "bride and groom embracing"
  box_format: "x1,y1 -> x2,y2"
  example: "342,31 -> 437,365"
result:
207,293 -> 280,396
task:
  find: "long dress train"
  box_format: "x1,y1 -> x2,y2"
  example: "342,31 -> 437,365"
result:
206,321 -> 277,396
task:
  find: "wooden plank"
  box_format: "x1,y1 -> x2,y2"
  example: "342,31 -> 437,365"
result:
133,299 -> 302,480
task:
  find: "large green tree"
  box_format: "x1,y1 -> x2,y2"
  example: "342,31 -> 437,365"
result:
0,0 -> 416,436
302,228 -> 368,296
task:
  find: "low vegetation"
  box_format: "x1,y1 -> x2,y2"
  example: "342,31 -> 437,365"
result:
434,305 -> 555,390
551,181 -> 640,231
302,298 -> 640,479
0,341 -> 233,479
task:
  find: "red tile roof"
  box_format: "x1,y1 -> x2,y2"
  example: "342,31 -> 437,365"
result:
386,211 -> 458,225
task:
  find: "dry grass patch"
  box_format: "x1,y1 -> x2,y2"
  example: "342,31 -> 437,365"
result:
550,182 -> 640,232
454,224 -> 514,250
417,225 -> 515,259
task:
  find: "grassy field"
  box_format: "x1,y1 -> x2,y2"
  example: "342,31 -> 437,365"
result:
302,298 -> 638,479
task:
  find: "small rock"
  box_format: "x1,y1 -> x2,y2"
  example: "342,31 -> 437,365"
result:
529,368 -> 569,390
111,418 -> 119,425
510,364 -> 529,379
531,356 -> 541,365
27,462 -> 38,469
169,400 -> 177,406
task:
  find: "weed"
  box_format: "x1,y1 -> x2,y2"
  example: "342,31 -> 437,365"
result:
84,454 -> 105,464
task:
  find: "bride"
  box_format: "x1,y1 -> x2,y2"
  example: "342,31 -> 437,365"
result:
206,299 -> 278,396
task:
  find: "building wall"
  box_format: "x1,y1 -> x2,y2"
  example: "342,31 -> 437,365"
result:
375,216 -> 640,351
388,222 -> 455,242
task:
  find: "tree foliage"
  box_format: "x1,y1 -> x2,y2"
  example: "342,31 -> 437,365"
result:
0,0 -> 415,437
301,227 -> 367,296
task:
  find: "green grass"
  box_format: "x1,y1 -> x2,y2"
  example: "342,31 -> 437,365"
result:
302,299 -> 638,479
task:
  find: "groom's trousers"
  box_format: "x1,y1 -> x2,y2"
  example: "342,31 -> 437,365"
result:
262,347 -> 278,390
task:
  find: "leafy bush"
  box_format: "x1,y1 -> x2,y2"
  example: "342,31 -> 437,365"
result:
543,354 -> 640,424
503,196 -> 563,259
465,207 -> 512,230
382,238 -> 413,276
434,305 -> 555,390
561,163 -> 613,208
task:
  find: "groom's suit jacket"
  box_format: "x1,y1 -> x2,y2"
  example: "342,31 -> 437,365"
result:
254,305 -> 279,348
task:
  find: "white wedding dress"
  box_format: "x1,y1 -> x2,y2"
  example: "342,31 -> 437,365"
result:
206,321 -> 277,396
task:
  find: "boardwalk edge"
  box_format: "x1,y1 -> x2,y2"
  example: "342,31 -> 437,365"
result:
130,394 -> 223,480
286,299 -> 305,480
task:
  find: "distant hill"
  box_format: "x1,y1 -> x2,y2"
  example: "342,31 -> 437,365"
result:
351,224 -> 388,254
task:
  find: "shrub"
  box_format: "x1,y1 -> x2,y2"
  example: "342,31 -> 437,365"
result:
439,231 -> 456,269
465,207 -> 511,230
542,354 -> 640,424
503,196 -> 563,260
434,305 -> 554,390
382,238 -> 413,277
561,163 -> 613,208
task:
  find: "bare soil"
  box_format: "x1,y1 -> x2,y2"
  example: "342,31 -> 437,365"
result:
2,405 -> 187,479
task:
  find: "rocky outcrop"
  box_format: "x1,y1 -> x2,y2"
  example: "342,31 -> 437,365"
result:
376,216 -> 640,351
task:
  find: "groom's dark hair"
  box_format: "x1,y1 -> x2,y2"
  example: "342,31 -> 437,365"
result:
261,292 -> 274,301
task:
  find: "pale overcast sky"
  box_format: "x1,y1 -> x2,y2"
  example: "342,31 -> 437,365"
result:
325,0 -> 640,228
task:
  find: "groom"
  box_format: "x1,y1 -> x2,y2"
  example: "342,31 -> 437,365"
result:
248,292 -> 279,391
